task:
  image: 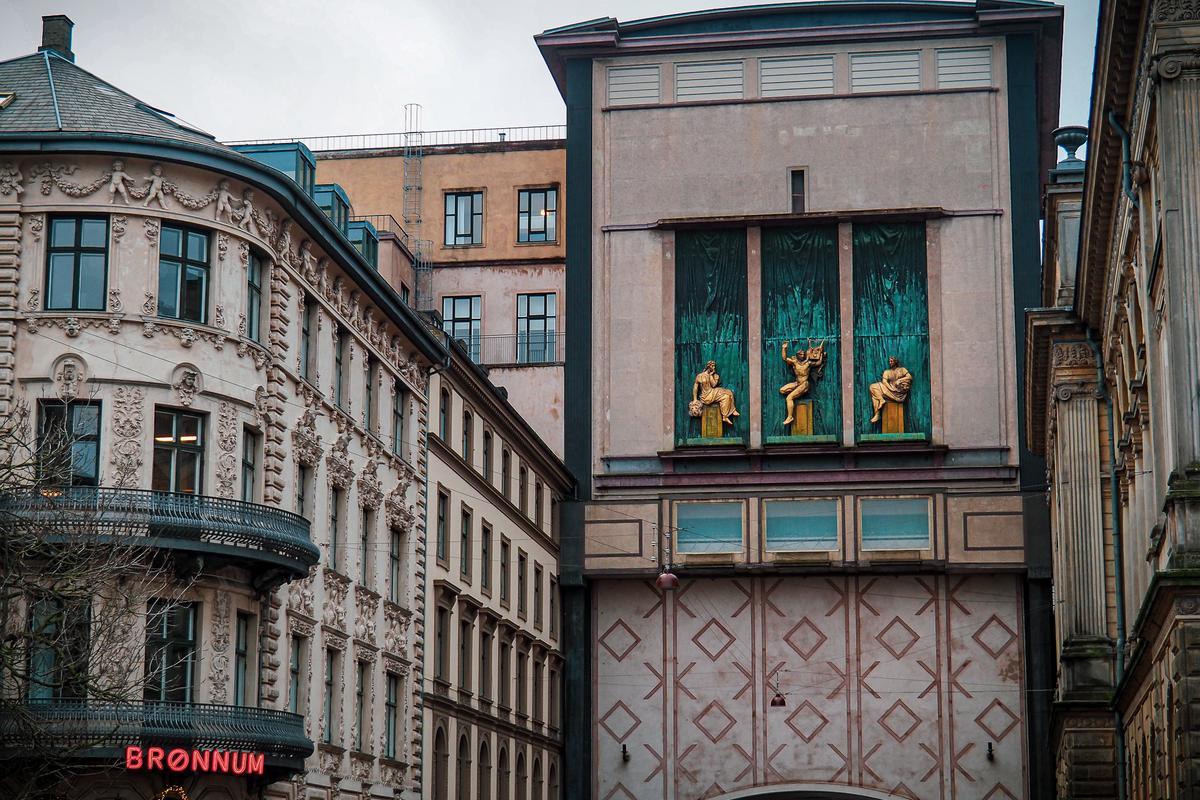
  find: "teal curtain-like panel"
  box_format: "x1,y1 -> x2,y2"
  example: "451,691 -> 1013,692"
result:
851,223 -> 931,438
760,225 -> 841,439
674,230 -> 748,443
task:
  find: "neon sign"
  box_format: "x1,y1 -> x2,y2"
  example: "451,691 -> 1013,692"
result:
124,746 -> 265,776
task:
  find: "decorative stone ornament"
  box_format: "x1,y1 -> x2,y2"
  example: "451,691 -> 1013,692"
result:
358,458 -> 384,510
52,355 -> 86,402
216,403 -> 239,499
110,386 -> 145,488
171,365 -> 202,407
326,431 -> 354,490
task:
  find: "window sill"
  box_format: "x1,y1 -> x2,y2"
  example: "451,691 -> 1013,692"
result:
858,433 -> 929,443
514,240 -> 559,247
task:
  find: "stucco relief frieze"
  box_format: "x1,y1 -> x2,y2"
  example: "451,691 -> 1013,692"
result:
210,593 -> 232,704
142,319 -> 227,351
323,569 -> 350,630
111,215 -> 127,242
143,218 -> 159,243
358,457 -> 384,511
288,568 -> 317,618
25,213 -> 43,242
0,163 -> 23,197
216,402 -> 239,499
354,587 -> 380,642
326,430 -> 355,490
1053,343 -> 1096,368
384,483 -> 416,533
23,312 -> 122,338
383,603 -> 409,655
110,386 -> 145,488
293,395 -> 324,467
349,753 -> 373,781
214,305 -> 227,330
1154,0 -> 1200,24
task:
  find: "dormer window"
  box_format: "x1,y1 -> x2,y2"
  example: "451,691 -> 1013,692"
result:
0,92 -> 15,110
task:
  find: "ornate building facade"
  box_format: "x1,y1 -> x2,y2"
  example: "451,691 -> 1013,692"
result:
536,2 -> 1064,798
1026,0 -> 1200,795
0,17 -> 442,800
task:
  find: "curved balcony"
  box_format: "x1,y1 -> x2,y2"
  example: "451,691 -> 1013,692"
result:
0,700 -> 312,776
0,487 -> 319,580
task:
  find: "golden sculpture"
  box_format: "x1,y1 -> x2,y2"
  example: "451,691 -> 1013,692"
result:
869,355 -> 914,430
690,360 -> 739,435
780,339 -> 827,425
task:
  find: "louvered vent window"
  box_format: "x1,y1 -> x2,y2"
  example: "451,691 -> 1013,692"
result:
936,47 -> 993,88
675,60 -> 745,102
607,65 -> 661,106
760,55 -> 835,97
850,51 -> 921,93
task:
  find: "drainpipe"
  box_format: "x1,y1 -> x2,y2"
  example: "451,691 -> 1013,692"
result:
1107,110 -> 1139,208
1086,332 -> 1128,800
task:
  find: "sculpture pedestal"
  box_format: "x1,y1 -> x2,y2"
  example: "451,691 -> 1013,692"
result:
701,405 -> 724,439
789,401 -> 814,436
881,401 -> 905,434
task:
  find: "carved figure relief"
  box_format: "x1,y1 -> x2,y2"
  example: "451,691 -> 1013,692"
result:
143,164 -> 169,209
216,402 -> 239,499
110,387 -> 145,488
237,190 -> 260,236
355,587 -> 379,641
293,400 -> 324,467
385,483 -> 415,532
689,360 -> 739,435
326,431 -> 354,490
384,605 -> 408,654
869,355 -> 914,429
215,180 -> 237,223
108,160 -> 134,204
358,459 -> 383,510
52,356 -> 86,403
288,568 -> 317,618
324,570 -> 350,629
779,339 -> 827,426
171,366 -> 202,407
210,593 -> 231,704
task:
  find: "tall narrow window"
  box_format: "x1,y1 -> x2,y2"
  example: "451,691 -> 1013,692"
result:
322,648 -> 337,744
439,389 -> 450,440
444,191 -> 483,246
517,293 -> 557,364
533,564 -> 543,629
517,188 -> 557,243
436,490 -> 449,562
390,529 -> 404,603
459,619 -> 472,691
365,358 -> 378,431
385,673 -> 399,758
334,329 -> 348,408
246,252 -> 264,343
460,505 -> 473,580
355,660 -> 368,751
234,612 -> 252,706
482,431 -> 493,481
157,225 -> 209,323
435,607 -> 450,681
516,651 -> 528,715
462,409 -> 473,463
442,296 -> 482,361
241,428 -> 260,503
144,600 -> 197,702
39,401 -> 101,486
498,640 -> 511,708
479,630 -> 493,700
549,578 -> 558,637
517,553 -> 528,617
534,481 -> 544,531
288,635 -> 306,714
500,539 -> 511,604
297,464 -> 313,517
480,524 -> 492,591
549,668 -> 560,728
790,169 -> 806,214
360,508 -> 373,584
301,298 -> 317,382
152,409 -> 204,494
393,380 -> 408,457
533,660 -> 544,721
46,216 -> 107,311
26,596 -> 89,700
501,449 -> 511,500
329,488 -> 344,570
518,466 -> 528,515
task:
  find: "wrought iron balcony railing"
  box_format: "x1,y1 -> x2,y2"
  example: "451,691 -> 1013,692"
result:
0,700 -> 312,771
0,487 -> 319,579
447,333 -> 563,367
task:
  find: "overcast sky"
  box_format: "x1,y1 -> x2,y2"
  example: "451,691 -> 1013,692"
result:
1,0 -> 1096,140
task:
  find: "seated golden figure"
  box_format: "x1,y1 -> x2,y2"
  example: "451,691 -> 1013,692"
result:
869,355 -> 914,424
780,339 -> 826,425
690,360 -> 739,428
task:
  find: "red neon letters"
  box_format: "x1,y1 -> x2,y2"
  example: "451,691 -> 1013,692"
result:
125,746 -> 265,776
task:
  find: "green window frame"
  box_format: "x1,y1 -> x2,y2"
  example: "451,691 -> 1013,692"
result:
45,216 -> 107,311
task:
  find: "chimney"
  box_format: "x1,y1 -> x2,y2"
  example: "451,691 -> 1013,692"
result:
39,15 -> 74,62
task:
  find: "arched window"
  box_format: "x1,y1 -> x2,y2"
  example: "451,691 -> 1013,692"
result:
498,746 -> 510,800
433,727 -> 449,800
516,752 -> 528,800
479,739 -> 493,800
532,756 -> 543,800
548,761 -> 559,800
457,734 -> 472,800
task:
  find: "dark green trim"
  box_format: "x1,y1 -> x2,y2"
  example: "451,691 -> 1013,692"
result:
684,437 -> 746,446
765,435 -> 841,445
0,132 -> 449,364
859,433 -> 929,442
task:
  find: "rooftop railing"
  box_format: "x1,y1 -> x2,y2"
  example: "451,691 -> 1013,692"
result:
447,332 -> 564,367
0,486 -> 319,579
226,125 -> 566,154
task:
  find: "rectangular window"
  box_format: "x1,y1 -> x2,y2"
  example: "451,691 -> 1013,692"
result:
860,497 -> 931,550
480,524 -> 492,591
764,499 -> 839,552
549,578 -> 558,637
322,648 -> 338,744
462,409 -> 473,462
442,296 -> 482,361
790,170 -> 806,214
384,673 -> 399,759
518,466 -> 528,515
459,619 -> 472,691
435,607 -> 450,681
550,667 -> 560,728
444,191 -> 483,246
330,488 -> 344,570
535,481 -> 545,531
936,46 -> 992,88
234,612 -> 252,706
334,329 -> 348,408
460,505 -> 473,580
46,216 -> 107,311
516,651 -> 528,715
760,54 -> 835,97
297,464 -> 313,517
607,64 -> 661,105
393,380 -> 408,457
246,252 -> 264,343
360,508 -> 373,584
152,408 -> 205,494
144,600 -> 197,702
534,564 -> 543,629
499,640 -> 511,708
482,431 -> 493,481
301,299 -> 317,382
533,660 -> 544,721
401,284 -> 411,305
436,490 -> 449,562
241,427 -> 260,503
500,539 -> 511,604
517,188 -> 558,243
501,449 -> 511,500
365,358 -> 378,432
480,631 -> 492,700
390,529 -> 404,604
288,635 -> 306,714
39,401 -> 101,486
517,552 -> 528,617
675,60 -> 745,101
676,501 -> 743,554
26,595 -> 89,700
355,660 -> 368,751
439,389 -> 450,440
850,50 -> 921,93
517,293 -> 557,364
157,225 -> 209,323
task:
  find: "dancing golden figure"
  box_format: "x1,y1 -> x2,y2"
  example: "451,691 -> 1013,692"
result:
780,339 -> 826,425
869,355 -> 914,424
690,360 -> 739,429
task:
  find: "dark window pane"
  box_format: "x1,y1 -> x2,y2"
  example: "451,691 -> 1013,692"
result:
73,405 -> 99,436
50,218 -> 75,248
160,226 -> 182,257
47,254 -> 75,309
157,262 -> 179,318
180,414 -> 202,445
182,265 -> 206,322
154,411 -> 174,442
77,253 -> 106,310
176,451 -> 199,494
152,447 -> 172,492
186,232 -> 208,262
80,219 -> 107,248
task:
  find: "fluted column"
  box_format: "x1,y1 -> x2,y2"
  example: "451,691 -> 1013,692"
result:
1053,384 -> 1106,639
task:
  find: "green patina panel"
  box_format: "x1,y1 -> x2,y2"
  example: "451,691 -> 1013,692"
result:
852,223 -> 931,439
760,226 -> 841,441
675,229 -> 748,444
